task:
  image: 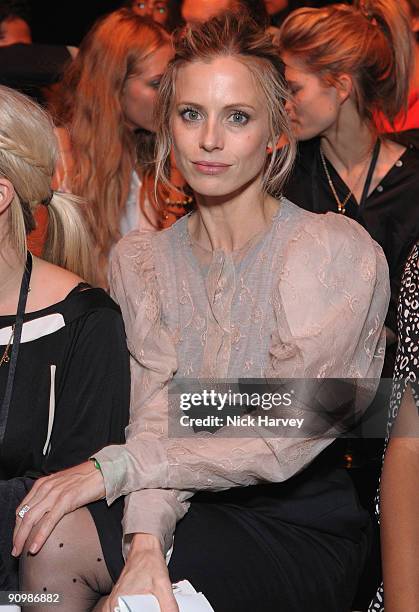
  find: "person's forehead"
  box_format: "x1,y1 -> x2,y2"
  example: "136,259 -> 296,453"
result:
182,0 -> 235,21
282,54 -> 310,78
174,57 -> 263,102
139,44 -> 172,74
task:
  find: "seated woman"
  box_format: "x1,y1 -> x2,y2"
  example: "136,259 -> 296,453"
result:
14,14 -> 389,612
369,242 -> 419,612
0,85 -> 130,589
31,9 -> 185,286
278,0 -> 419,375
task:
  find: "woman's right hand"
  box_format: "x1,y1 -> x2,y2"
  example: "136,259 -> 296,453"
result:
102,533 -> 179,612
12,460 -> 105,557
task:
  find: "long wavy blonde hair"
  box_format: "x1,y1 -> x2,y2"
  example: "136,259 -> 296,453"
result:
0,85 -> 93,281
51,9 -> 171,268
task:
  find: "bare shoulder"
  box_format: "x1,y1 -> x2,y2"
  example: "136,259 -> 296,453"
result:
27,257 -> 85,312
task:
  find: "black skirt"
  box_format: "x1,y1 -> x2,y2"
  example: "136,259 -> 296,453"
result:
96,443 -> 371,612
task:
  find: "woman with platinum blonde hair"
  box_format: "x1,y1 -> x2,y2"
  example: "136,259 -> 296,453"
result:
0,85 -> 130,590
0,86 -> 93,282
14,14 -> 389,612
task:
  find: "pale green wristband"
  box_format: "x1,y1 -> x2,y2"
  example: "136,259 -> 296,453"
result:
90,457 -> 101,471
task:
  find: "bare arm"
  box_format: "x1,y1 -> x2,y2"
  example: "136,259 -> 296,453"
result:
380,385 -> 419,612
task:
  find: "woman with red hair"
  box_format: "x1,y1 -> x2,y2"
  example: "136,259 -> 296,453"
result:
279,0 -> 419,376
46,9 -> 184,286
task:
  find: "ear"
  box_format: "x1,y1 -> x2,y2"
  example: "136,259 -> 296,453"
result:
334,74 -> 353,105
411,15 -> 419,33
0,178 -> 16,215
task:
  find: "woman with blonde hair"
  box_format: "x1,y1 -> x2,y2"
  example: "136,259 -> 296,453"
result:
0,85 -> 130,590
49,9 -> 183,286
279,0 -> 419,375
13,14 -> 389,612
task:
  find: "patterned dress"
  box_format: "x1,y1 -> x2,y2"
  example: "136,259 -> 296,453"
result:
369,242 -> 419,611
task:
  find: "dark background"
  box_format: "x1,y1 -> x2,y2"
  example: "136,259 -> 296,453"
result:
26,0 -> 340,46
28,0 -> 122,45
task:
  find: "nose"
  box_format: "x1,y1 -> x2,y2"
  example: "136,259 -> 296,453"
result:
199,118 -> 224,152
284,98 -> 293,114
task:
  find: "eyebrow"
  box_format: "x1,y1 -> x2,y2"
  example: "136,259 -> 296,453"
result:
176,102 -> 257,111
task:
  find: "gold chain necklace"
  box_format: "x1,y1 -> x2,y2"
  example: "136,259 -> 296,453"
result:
319,147 -> 372,215
320,148 -> 351,214
0,324 -> 15,368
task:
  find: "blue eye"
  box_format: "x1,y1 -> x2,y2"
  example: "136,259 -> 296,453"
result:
180,108 -> 201,122
228,111 -> 249,125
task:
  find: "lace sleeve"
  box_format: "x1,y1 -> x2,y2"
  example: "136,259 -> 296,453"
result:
95,231 -> 192,556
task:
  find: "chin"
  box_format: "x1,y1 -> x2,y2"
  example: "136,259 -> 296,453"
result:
187,177 -> 239,199
290,121 -> 322,141
192,185 -> 236,198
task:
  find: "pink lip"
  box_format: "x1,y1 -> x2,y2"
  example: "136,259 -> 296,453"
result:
192,161 -> 231,175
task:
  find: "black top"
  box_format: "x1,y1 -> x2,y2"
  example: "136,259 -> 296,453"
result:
0,43 -> 72,87
283,138 -> 419,335
0,42 -> 72,104
0,286 -> 130,480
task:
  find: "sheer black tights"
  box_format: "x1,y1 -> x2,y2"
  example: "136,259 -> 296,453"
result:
20,508 -> 113,611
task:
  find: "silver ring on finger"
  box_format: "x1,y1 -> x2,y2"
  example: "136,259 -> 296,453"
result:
18,504 -> 31,519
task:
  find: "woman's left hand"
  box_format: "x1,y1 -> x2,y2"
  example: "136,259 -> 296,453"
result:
12,460 -> 106,557
101,534 -> 179,612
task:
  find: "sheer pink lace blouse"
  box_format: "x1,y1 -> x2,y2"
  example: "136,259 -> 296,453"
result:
95,198 -> 390,556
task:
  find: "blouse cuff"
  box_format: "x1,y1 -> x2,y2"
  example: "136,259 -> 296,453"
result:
92,446 -> 128,504
93,443 -> 169,504
122,489 -> 190,557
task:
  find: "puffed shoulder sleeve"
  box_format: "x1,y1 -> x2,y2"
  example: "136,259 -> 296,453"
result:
268,211 -> 390,382
94,232 -> 192,556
